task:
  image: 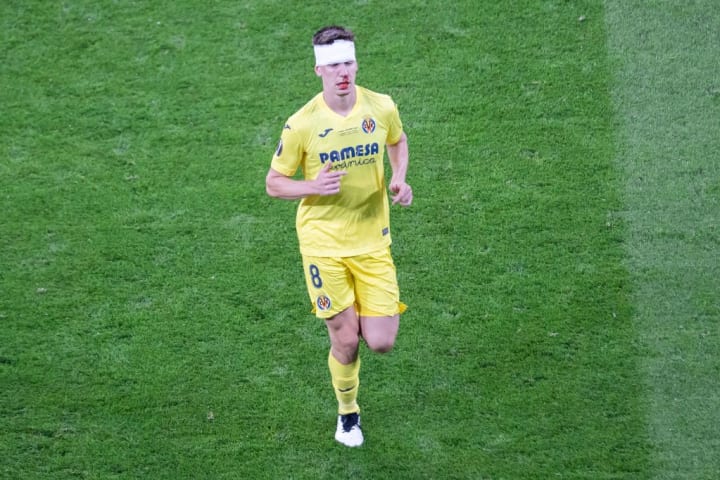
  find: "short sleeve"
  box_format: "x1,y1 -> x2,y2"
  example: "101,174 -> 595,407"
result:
385,101 -> 404,145
270,123 -> 304,177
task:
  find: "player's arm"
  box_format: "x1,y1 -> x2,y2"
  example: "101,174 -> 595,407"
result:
386,132 -> 413,206
266,163 -> 346,200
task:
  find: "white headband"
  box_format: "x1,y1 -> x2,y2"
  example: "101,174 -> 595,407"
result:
314,40 -> 356,66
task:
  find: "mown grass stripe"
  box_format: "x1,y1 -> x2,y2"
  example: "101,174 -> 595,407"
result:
604,1 -> 720,478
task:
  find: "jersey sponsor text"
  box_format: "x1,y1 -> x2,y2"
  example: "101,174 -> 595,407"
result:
319,142 -> 380,164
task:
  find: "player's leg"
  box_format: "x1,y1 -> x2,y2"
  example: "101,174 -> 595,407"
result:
325,305 -> 361,364
325,307 -> 364,446
349,248 -> 406,354
359,313 -> 399,353
325,305 -> 362,399
301,255 -> 363,446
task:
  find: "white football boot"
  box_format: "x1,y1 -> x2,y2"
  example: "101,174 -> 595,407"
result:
335,413 -> 363,447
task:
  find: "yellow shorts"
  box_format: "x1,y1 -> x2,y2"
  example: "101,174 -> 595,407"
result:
302,247 -> 407,319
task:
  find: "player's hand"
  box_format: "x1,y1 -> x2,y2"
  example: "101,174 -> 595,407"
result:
314,162 -> 347,196
390,180 -> 413,207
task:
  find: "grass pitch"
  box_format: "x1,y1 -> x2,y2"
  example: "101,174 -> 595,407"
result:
1,1 -> 718,479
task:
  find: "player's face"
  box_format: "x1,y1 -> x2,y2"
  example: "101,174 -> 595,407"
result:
315,61 -> 358,97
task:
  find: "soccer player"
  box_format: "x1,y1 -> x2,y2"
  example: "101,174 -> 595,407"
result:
265,25 -> 413,447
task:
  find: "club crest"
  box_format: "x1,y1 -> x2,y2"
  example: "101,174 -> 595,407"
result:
361,117 -> 376,134
316,295 -> 331,311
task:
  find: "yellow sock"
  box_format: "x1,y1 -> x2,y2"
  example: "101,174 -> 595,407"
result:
328,351 -> 361,415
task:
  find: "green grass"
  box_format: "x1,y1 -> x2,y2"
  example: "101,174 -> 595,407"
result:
605,1 -> 720,478
1,1 -> 717,479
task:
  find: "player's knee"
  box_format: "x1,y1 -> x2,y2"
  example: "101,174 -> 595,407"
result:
361,315 -> 399,354
339,336 -> 360,354
332,335 -> 360,362
365,335 -> 395,354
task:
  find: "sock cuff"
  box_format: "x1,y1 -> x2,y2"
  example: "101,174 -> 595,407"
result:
328,350 -> 361,376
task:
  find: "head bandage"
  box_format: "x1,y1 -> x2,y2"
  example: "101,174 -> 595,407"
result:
314,40 -> 356,66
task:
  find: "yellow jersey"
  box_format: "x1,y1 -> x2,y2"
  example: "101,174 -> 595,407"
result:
271,86 -> 404,257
